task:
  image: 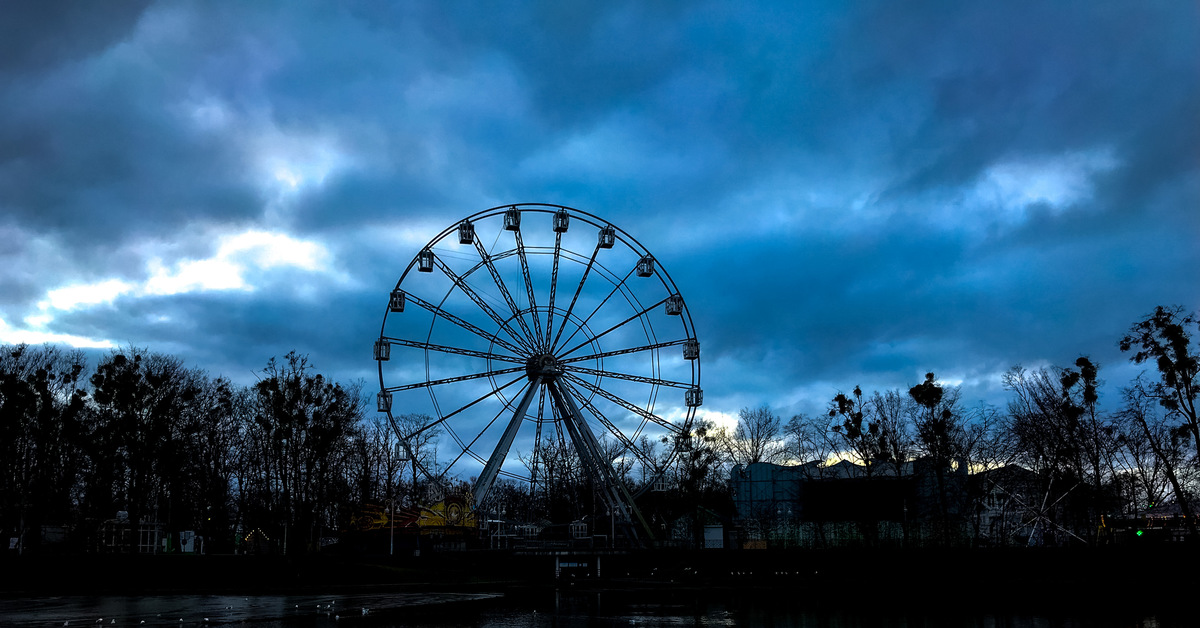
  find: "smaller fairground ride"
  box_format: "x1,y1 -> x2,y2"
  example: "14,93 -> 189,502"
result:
350,493 -> 478,551
374,204 -> 702,546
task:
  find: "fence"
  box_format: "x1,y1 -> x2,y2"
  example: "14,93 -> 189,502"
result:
739,520 -> 974,549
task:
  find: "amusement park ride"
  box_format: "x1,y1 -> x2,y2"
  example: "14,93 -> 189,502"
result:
374,204 -> 702,545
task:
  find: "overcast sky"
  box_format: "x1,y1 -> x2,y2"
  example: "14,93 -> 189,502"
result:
2,0 -> 1197,432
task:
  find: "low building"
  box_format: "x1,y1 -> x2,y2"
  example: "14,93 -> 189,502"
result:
729,457 -> 968,548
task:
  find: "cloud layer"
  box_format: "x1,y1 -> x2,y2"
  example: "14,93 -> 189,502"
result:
2,0 -> 1197,429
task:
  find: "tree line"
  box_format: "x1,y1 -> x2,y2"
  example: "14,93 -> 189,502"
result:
709,305 -> 1200,544
1,305 -> 1196,552
0,348 -> 421,554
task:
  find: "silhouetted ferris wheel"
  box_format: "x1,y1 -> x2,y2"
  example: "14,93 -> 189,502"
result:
375,204 -> 701,539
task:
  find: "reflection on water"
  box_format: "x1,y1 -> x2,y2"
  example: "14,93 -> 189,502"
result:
0,589 -> 1180,628
434,589 -> 1178,628
0,592 -> 498,627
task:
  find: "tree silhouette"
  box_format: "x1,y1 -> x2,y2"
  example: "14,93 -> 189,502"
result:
1120,306 -> 1200,462
909,372 -> 964,543
0,345 -> 88,554
830,386 -> 888,476
252,352 -> 365,553
1116,381 -> 1195,535
725,405 -> 785,467
89,349 -> 197,551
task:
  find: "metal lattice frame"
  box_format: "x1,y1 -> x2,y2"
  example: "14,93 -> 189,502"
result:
376,204 -> 701,540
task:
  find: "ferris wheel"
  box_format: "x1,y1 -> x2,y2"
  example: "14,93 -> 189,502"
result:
375,204 -> 701,536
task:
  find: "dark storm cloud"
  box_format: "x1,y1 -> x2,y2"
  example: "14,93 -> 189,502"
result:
0,1 -> 152,75
0,0 -> 1196,424
0,4 -> 269,254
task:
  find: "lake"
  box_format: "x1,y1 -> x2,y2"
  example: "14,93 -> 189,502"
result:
0,588 -> 1182,628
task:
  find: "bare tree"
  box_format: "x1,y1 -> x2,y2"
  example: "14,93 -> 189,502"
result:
1116,379 -> 1196,534
596,432 -> 635,487
959,402 -> 1013,542
909,372 -> 967,542
354,417 -> 407,505
959,403 -> 1012,474
519,432 -> 586,522
89,348 -> 198,552
173,372 -> 241,551
1113,384 -> 1184,516
1004,365 -> 1085,481
1120,305 -> 1200,464
0,344 -> 89,554
389,413 -> 441,508
784,412 -> 840,477
870,389 -> 916,476
910,373 -> 963,465
1003,364 -> 1116,543
724,405 -> 786,467
635,434 -> 662,486
830,386 -> 886,476
663,418 -> 732,546
253,352 -> 365,553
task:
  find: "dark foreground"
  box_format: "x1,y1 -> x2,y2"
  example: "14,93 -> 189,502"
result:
4,545 -> 1196,595
2,545 -> 1196,625
0,585 -> 1190,628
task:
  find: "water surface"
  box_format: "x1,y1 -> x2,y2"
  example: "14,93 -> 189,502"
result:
0,589 -> 1180,628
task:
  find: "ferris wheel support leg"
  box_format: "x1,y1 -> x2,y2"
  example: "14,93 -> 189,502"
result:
550,381 -> 655,545
473,378 -> 542,509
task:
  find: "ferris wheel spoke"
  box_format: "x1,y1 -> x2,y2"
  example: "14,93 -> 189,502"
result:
474,377 -> 542,506
562,372 -> 678,433
434,256 -> 539,354
554,266 -> 636,354
544,231 -> 562,349
530,386 -> 547,489
551,240 -> 602,350
383,366 -> 525,393
442,441 -> 488,474
381,336 -> 525,364
559,339 -> 687,364
559,295 -> 670,359
558,380 -> 654,469
471,237 -> 540,350
462,381 -> 533,457
405,374 -> 526,443
565,364 -> 692,389
547,384 -> 605,477
444,387 -> 526,473
548,381 -> 640,526
587,386 -> 656,449
513,229 -> 544,349
406,292 -> 528,357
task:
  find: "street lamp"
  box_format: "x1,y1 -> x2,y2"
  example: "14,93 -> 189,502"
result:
389,497 -> 396,556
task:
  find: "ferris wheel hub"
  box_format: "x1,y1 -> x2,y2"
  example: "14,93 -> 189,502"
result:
525,353 -> 563,381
